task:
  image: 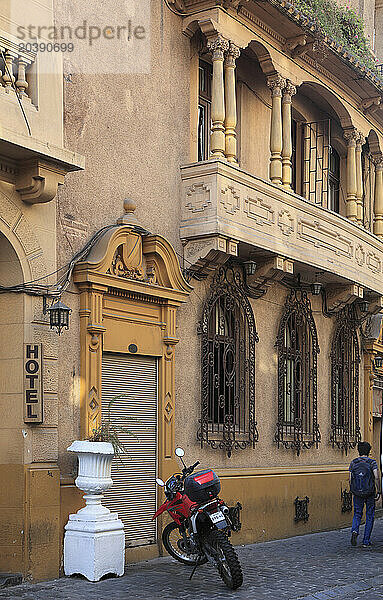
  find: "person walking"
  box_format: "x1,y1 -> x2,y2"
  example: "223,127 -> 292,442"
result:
349,441 -> 381,548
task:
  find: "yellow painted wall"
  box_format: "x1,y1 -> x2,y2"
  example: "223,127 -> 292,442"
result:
218,468 -> 351,544
0,465 -> 25,574
24,465 -> 60,582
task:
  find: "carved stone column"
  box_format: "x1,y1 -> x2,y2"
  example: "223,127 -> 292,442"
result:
344,129 -> 358,222
2,50 -> 16,91
356,132 -> 365,226
16,58 -> 28,97
208,36 -> 229,159
282,80 -> 297,189
374,157 -> 383,239
267,75 -> 286,185
224,42 -> 240,164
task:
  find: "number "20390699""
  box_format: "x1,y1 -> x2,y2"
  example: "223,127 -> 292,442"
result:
19,42 -> 74,53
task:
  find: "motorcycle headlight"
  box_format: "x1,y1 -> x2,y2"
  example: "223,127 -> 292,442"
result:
167,477 -> 177,492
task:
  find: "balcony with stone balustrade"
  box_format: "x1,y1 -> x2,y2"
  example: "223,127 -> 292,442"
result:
180,20 -> 383,308
180,158 -> 383,303
0,31 -> 84,203
0,36 -> 35,101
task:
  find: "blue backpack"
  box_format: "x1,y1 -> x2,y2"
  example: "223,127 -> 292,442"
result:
350,459 -> 375,498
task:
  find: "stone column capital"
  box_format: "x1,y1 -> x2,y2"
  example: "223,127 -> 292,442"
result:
267,74 -> 286,98
282,80 -> 297,101
343,128 -> 359,146
224,42 -> 241,66
356,131 -> 366,147
375,156 -> 383,170
207,35 -> 230,60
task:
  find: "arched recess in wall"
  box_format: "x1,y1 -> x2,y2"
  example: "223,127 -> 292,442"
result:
246,40 -> 277,76
0,228 -> 27,465
293,82 -> 353,208
73,207 -> 192,481
367,129 -> 382,157
0,188 -> 35,284
298,81 -> 353,130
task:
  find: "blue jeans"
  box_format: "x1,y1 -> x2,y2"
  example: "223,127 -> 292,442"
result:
352,495 -> 375,544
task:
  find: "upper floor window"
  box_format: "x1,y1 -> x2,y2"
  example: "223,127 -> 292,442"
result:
330,305 -> 361,453
328,146 -> 340,213
302,119 -> 330,207
198,263 -> 259,457
198,60 -> 212,162
275,289 -> 321,456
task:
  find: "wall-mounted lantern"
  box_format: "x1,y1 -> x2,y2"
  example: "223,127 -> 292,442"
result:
311,282 -> 323,296
374,354 -> 383,370
243,260 -> 257,277
358,299 -> 370,314
44,297 -> 71,335
311,272 -> 323,296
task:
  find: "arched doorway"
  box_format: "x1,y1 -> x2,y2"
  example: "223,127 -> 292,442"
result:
0,232 -> 25,575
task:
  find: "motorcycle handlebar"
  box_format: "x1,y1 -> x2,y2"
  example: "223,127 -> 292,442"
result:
182,461 -> 200,479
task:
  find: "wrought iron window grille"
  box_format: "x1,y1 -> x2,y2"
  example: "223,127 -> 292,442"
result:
330,304 -> 361,454
341,488 -> 353,513
275,289 -> 321,456
198,262 -> 259,458
302,119 -> 331,208
294,496 -> 309,522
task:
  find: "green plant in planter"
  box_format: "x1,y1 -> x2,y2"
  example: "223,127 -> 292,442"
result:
87,395 -> 139,458
292,0 -> 378,72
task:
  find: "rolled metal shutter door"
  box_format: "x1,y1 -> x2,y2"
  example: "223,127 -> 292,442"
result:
101,353 -> 157,548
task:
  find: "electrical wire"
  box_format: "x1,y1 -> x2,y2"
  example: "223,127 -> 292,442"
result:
239,79 -> 272,109
0,224 -> 119,297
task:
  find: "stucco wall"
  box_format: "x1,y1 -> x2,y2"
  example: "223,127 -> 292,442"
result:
175,280 -> 367,472
55,0 -> 376,476
55,0 -> 192,469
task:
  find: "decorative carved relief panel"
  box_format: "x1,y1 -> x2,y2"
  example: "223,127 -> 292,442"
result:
180,160 -> 383,295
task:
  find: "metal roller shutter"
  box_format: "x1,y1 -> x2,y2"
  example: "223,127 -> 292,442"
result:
101,353 -> 157,548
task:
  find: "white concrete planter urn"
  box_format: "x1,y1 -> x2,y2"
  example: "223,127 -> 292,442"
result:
64,440 -> 125,582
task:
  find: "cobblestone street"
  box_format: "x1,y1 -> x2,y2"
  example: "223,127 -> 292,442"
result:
2,518 -> 383,600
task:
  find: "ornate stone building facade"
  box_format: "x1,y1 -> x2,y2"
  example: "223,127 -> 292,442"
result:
2,0 -> 383,582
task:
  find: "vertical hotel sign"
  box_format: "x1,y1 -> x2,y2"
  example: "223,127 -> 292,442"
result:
24,344 -> 43,423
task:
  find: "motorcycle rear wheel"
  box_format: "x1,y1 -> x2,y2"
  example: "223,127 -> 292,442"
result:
162,522 -> 207,566
202,529 -> 243,590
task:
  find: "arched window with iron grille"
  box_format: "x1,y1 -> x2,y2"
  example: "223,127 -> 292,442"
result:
330,305 -> 361,453
275,289 -> 321,456
198,263 -> 259,457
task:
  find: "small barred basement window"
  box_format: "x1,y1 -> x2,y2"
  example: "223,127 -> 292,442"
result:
198,263 -> 259,457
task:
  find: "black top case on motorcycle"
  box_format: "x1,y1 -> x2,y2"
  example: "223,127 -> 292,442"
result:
184,469 -> 221,503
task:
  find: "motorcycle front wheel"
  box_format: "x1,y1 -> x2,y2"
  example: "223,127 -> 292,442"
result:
162,521 -> 207,566
202,529 -> 243,590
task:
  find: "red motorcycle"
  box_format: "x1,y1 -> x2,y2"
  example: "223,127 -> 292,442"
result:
153,448 -> 243,590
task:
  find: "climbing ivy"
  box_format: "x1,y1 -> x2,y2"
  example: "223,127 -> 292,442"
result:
291,0 -> 378,72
